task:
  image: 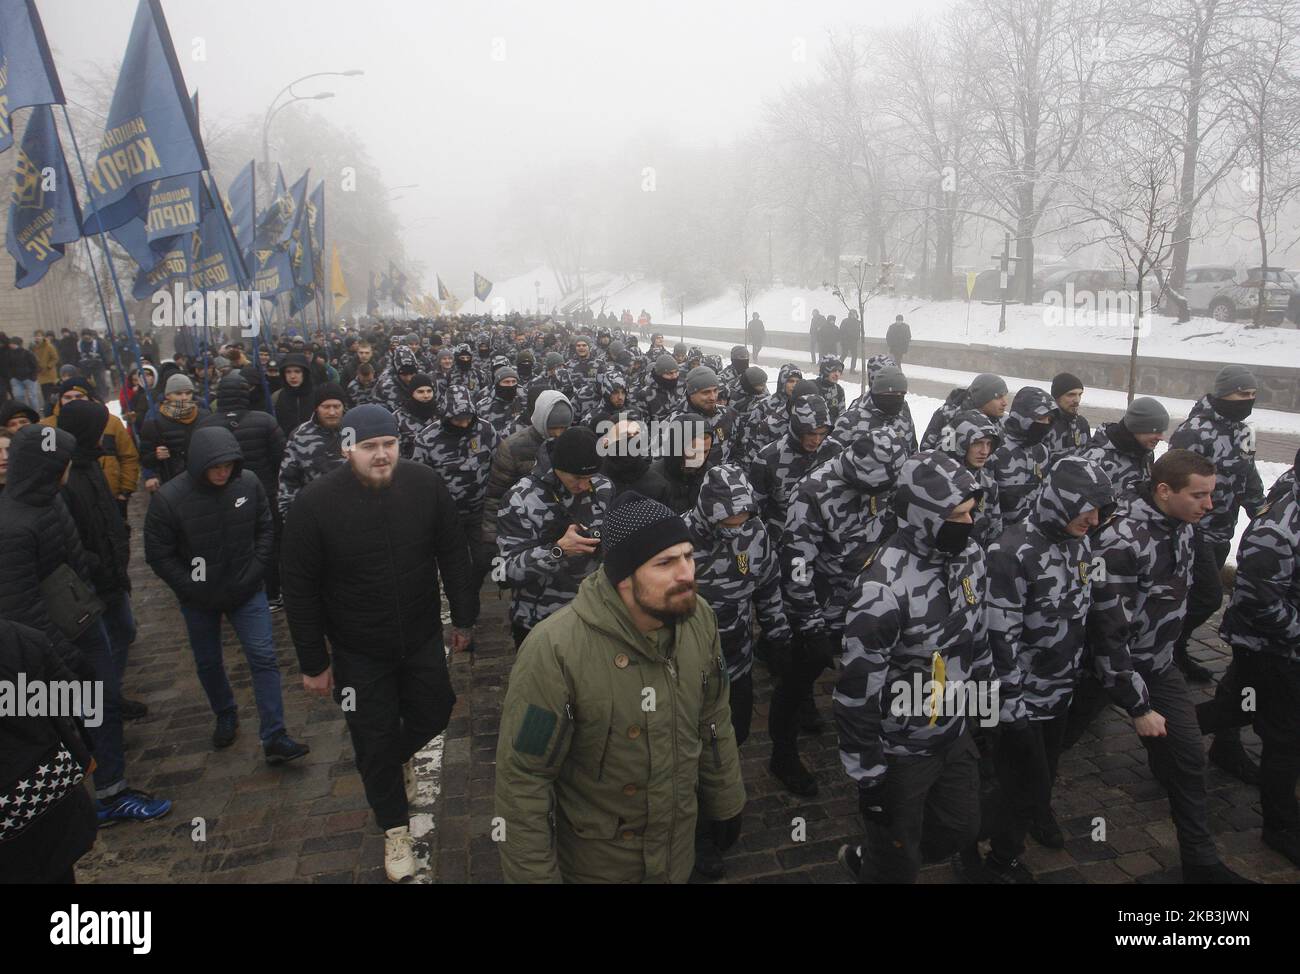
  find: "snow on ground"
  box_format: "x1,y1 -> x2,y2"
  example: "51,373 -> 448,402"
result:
482,266 -> 1300,369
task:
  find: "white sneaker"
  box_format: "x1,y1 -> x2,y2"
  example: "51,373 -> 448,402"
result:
403,759 -> 417,804
385,825 -> 416,882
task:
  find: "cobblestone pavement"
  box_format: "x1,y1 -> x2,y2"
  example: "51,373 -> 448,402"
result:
79,499 -> 1299,885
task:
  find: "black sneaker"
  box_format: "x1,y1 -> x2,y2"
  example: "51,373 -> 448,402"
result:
1208,739 -> 1261,785
212,711 -> 238,749
797,696 -> 823,734
120,698 -> 149,721
1262,828 -> 1300,868
1029,811 -> 1065,849
837,844 -> 863,881
264,732 -> 310,765
1181,859 -> 1255,884
984,854 -> 1036,884
1173,646 -> 1213,683
267,595 -> 284,613
769,751 -> 818,797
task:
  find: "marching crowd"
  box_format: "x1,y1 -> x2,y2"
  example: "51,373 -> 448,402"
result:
0,313 -> 1297,887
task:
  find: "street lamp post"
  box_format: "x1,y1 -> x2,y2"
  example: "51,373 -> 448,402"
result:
262,70 -> 364,204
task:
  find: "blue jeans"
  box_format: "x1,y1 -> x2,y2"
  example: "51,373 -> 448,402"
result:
10,377 -> 41,412
76,618 -> 127,799
180,591 -> 286,743
101,592 -> 137,675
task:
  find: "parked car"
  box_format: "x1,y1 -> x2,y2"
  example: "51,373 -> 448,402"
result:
1175,264 -> 1291,323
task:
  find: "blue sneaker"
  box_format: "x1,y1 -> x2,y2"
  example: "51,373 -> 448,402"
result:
97,789 -> 173,828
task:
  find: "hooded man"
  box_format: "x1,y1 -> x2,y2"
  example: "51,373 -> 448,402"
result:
981,456 -> 1115,882
40,377 -> 139,514
495,491 -> 745,883
726,366 -> 769,467
749,390 -> 839,540
650,412 -> 717,515
1084,449 -> 1249,884
479,364 -> 527,438
718,345 -> 750,404
752,363 -> 805,454
393,372 -> 437,459
496,426 -> 613,645
283,404 -> 478,882
638,353 -> 685,423
832,364 -> 917,455
814,354 -> 847,422
986,386 -> 1055,527
597,417 -> 668,503
0,424 -> 172,827
145,426 -> 308,765
1046,372 -> 1091,458
481,389 -> 575,550
1081,397 -> 1169,497
775,428 -> 911,797
277,383 -> 347,519
140,373 -> 202,491
921,373 -> 1009,452
272,352 -> 315,438
938,409 -> 1004,548
835,452 -> 993,884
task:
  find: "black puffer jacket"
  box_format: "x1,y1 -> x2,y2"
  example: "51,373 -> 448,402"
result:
196,373 -> 286,498
60,405 -> 132,601
272,353 -> 315,438
281,459 -> 478,675
0,425 -> 94,672
139,404 -> 201,484
144,426 -> 273,612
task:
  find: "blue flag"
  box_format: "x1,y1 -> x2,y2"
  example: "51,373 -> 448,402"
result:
6,104 -> 81,287
309,179 -> 324,253
0,0 -> 65,153
131,231 -> 194,301
82,0 -> 207,233
253,241 -> 294,297
474,272 -> 493,301
109,169 -> 204,270
225,160 -> 256,258
192,180 -> 248,292
276,170 -> 309,247
254,163 -> 289,247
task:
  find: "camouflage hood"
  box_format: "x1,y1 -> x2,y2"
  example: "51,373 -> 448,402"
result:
818,354 -> 844,380
1033,455 -> 1116,535
773,363 -> 803,403
789,394 -> 830,436
390,345 -> 418,371
838,426 -> 909,492
690,463 -> 758,528
893,451 -> 981,554
599,371 -> 627,402
443,384 -> 478,420
941,409 -> 1003,458
866,354 -> 897,387
1004,387 -> 1056,443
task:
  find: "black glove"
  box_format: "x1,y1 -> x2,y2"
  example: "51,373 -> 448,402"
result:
800,629 -> 834,669
858,781 -> 891,829
710,813 -> 743,851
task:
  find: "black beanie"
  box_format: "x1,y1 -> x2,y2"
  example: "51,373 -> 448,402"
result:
1051,372 -> 1084,400
551,426 -> 602,475
341,403 -> 398,443
313,382 -> 347,408
409,372 -> 435,392
602,491 -> 692,585
57,399 -> 109,452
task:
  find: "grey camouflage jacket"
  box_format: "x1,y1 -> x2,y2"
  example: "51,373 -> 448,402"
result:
1168,395 -> 1266,545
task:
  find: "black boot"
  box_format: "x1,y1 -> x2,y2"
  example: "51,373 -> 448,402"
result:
1181,860 -> 1255,884
1174,645 -> 1213,683
1029,809 -> 1065,849
769,750 -> 818,797
1208,738 -> 1261,785
797,695 -> 823,734
692,831 -> 725,881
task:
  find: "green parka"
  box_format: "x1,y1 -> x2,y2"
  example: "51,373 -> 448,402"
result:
495,569 -> 746,883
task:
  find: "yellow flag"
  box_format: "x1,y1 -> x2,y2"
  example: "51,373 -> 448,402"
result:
965,271 -> 978,298
330,244 -> 349,312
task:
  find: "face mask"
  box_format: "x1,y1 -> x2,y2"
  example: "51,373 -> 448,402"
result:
497,385 -> 518,401
875,394 -> 905,416
934,519 -> 973,555
1025,421 -> 1051,445
717,523 -> 746,539
444,418 -> 475,436
655,373 -> 677,389
410,398 -> 437,421
517,364 -> 533,380
1212,396 -> 1254,422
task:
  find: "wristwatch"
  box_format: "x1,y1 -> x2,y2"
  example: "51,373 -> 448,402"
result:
550,544 -> 565,560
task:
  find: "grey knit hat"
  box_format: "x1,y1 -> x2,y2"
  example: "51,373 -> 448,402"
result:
685,366 -> 720,395
654,354 -> 679,377
967,373 -> 1008,409
165,373 -> 195,395
872,366 -> 908,396
1122,397 -> 1170,435
1214,364 -> 1258,398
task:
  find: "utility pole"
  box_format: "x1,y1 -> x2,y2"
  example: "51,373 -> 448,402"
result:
991,232 -> 1021,334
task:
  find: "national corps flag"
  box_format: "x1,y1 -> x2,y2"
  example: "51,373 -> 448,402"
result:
191,176 -> 249,294
225,160 -> 256,259
0,0 -> 66,153
6,104 -> 82,287
437,274 -> 454,302
82,0 -> 207,233
474,272 -> 493,301
254,164 -> 289,246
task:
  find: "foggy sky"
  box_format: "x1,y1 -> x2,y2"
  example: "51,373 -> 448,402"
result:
37,0 -> 950,289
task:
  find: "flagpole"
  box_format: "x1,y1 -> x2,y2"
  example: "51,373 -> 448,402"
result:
56,104 -> 156,415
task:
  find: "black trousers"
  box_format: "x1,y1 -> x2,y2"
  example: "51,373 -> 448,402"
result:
266,506 -> 283,600
512,623 -> 531,651
332,640 -> 456,831
729,670 -> 754,748
1199,648 -> 1300,833
1140,664 -> 1217,866
1176,533 -> 1231,651
989,715 -> 1068,861
860,729 -> 981,884
768,632 -> 837,753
